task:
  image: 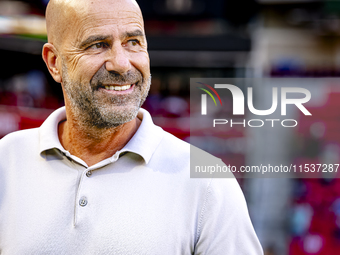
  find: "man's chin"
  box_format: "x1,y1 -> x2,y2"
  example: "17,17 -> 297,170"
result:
95,106 -> 140,128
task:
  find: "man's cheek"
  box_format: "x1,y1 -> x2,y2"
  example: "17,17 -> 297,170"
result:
76,63 -> 101,83
132,52 -> 150,70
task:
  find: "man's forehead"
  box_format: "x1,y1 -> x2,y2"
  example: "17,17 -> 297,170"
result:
46,0 -> 143,46
71,0 -> 143,29
76,4 -> 144,43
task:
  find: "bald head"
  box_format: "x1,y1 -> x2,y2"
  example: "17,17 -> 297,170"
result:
46,0 -> 142,49
46,0 -> 77,48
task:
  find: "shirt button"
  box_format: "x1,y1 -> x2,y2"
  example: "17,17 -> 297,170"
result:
86,171 -> 92,177
79,197 -> 88,207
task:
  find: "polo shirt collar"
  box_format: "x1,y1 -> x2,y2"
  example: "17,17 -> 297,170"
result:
39,107 -> 164,164
39,107 -> 67,155
121,108 -> 164,164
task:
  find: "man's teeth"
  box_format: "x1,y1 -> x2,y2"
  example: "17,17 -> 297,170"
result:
104,85 -> 132,91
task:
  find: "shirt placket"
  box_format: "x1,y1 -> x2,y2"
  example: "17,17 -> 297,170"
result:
66,152 -> 121,227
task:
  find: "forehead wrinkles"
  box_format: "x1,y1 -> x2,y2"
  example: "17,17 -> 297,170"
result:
118,9 -> 144,23
74,15 -> 144,46
63,0 -> 144,44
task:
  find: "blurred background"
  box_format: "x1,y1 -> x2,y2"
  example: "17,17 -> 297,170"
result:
2,0 -> 340,254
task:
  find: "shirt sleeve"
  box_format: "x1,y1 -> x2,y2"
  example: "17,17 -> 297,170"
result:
194,176 -> 264,255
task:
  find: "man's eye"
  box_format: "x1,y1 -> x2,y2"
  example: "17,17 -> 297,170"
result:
128,39 -> 139,46
89,42 -> 107,50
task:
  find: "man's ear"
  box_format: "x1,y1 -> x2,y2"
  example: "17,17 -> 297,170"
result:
42,43 -> 62,83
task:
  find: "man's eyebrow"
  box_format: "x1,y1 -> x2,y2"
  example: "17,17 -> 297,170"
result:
124,29 -> 145,38
79,35 -> 112,48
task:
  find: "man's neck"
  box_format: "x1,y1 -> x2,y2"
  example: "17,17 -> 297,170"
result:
58,114 -> 141,167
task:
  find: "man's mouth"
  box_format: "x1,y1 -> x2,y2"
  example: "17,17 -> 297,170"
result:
98,83 -> 136,93
104,84 -> 133,91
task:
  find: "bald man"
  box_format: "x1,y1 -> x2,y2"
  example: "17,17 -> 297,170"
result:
0,0 -> 263,254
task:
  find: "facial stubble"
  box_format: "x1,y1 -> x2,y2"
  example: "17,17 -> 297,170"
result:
62,63 -> 151,130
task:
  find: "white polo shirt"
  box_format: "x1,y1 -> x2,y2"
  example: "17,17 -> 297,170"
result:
0,107 -> 263,255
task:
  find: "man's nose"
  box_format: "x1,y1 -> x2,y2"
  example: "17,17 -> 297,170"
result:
105,44 -> 131,74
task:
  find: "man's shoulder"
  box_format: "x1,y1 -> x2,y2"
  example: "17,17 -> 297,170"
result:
160,130 -> 190,151
154,128 -> 221,164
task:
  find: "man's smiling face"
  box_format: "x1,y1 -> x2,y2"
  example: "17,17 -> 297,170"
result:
57,0 -> 151,128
